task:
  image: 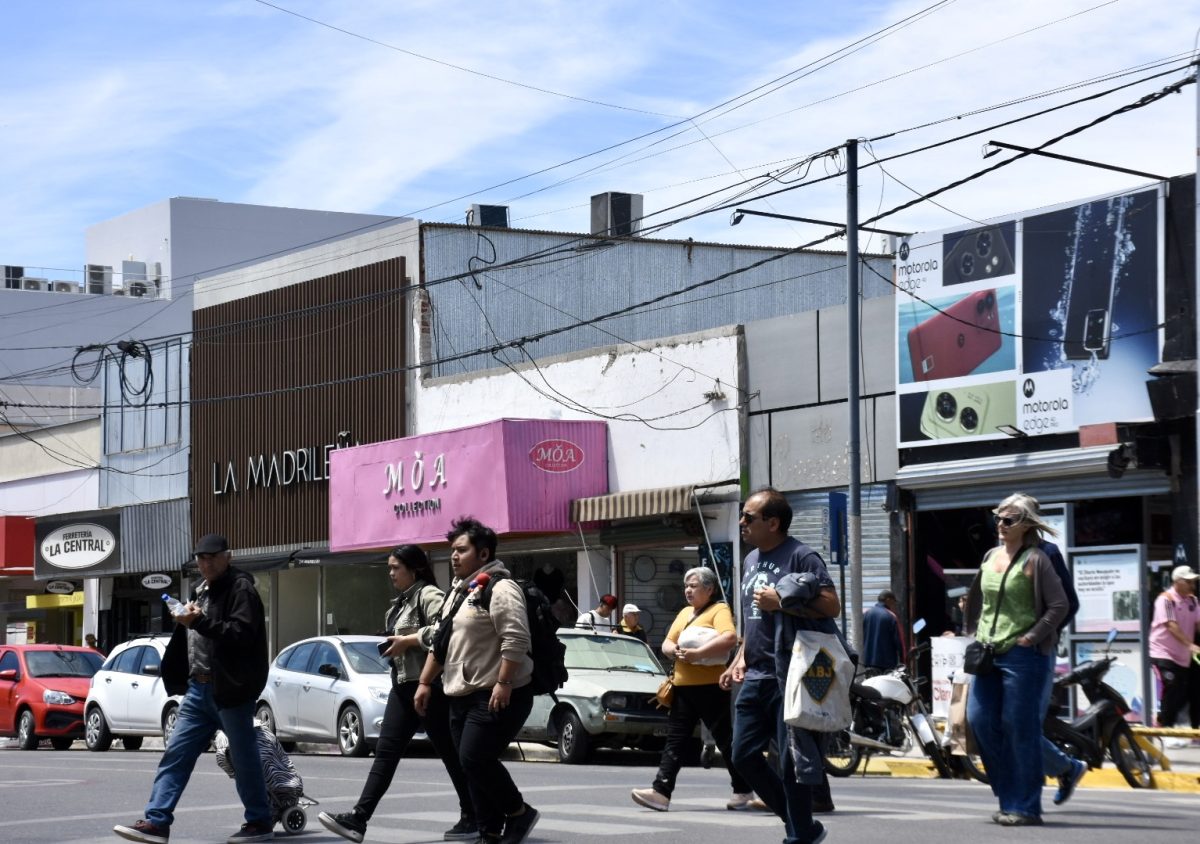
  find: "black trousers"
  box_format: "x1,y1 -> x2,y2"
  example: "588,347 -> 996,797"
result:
1153,658 -> 1191,727
1189,657 -> 1200,729
653,682 -> 751,798
448,686 -> 535,837
353,680 -> 472,821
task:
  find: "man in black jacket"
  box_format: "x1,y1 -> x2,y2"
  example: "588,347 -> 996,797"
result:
114,534 -> 274,844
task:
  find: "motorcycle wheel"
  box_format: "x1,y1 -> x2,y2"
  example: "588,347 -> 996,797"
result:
953,751 -> 989,785
823,729 -> 861,777
1109,721 -> 1153,788
922,739 -> 955,779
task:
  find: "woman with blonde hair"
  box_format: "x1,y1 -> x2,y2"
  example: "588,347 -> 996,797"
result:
964,492 -> 1068,827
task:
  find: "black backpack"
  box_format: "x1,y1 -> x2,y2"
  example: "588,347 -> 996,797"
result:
480,574 -> 568,697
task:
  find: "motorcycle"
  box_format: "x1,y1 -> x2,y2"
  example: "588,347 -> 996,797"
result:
825,624 -> 984,782
1043,629 -> 1153,788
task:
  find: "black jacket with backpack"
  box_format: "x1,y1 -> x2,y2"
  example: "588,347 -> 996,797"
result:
161,565 -> 268,708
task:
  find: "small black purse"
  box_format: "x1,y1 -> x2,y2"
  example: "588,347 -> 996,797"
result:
965,549 -> 1026,676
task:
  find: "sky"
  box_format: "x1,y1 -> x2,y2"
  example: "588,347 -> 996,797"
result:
1,0 -> 1197,281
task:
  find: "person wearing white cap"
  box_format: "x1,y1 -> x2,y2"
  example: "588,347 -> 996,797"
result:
1149,565 -> 1200,734
619,604 -> 647,642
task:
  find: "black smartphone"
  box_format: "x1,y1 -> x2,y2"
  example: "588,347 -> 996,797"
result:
1063,200 -> 1121,360
377,640 -> 390,656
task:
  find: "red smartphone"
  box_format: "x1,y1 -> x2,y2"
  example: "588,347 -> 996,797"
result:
907,289 -> 1001,382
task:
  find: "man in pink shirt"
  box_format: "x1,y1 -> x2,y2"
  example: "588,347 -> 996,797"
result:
1149,566 -> 1200,729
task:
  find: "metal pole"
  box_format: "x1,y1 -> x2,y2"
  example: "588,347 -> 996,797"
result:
846,139 -> 864,649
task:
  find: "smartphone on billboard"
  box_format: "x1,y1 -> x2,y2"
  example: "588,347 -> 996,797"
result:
918,382 -> 1016,440
907,289 -> 1002,382
1063,205 -> 1118,360
942,223 -> 1016,286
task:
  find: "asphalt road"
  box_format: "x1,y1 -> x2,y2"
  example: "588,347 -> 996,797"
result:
2,744 -> 1196,843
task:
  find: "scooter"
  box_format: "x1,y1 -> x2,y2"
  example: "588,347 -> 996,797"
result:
825,623 -> 984,782
1043,628 -> 1153,788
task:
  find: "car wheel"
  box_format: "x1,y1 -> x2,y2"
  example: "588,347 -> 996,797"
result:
255,702 -> 276,734
17,710 -> 38,750
122,736 -> 144,751
161,704 -> 179,746
85,706 -> 113,751
50,737 -> 74,750
338,704 -> 368,757
557,710 -> 591,764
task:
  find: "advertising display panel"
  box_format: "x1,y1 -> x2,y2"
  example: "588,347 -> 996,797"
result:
895,186 -> 1163,447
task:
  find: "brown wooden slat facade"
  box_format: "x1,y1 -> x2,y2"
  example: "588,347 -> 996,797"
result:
191,257 -> 406,550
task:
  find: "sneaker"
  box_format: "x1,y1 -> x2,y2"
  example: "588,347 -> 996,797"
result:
113,820 -> 169,844
444,814 -> 478,841
1165,737 -> 1190,749
1053,758 -> 1086,806
318,811 -> 366,844
700,743 -> 717,768
631,788 -> 670,812
747,797 -> 770,811
726,792 -> 755,810
995,812 -> 1043,826
226,822 -> 274,843
811,820 -> 828,843
500,803 -> 539,844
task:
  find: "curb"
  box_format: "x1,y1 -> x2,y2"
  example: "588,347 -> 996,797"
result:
859,757 -> 1200,794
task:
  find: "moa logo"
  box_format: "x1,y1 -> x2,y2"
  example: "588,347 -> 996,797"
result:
529,439 -> 584,473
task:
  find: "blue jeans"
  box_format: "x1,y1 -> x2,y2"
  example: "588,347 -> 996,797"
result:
731,676 -> 817,844
1039,667 -> 1073,779
145,680 -> 272,829
967,645 -> 1054,818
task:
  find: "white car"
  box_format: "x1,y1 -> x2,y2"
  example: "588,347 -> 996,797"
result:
255,635 -> 392,757
84,635 -> 183,751
518,630 -> 671,763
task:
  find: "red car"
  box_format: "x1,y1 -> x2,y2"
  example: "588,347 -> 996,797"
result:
0,644 -> 104,750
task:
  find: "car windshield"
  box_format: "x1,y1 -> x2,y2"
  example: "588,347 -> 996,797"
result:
343,642 -> 389,674
563,634 -> 664,674
26,649 -> 103,678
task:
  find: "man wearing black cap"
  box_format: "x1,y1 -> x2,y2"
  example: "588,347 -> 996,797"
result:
114,534 -> 274,844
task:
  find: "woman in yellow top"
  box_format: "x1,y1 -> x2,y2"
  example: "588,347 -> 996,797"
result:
631,567 -> 752,812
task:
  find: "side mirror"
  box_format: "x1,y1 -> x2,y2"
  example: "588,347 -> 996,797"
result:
143,664 -> 161,676
318,663 -> 341,679
0,668 -> 16,682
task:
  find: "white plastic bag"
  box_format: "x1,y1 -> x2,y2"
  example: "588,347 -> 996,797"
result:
783,630 -> 854,732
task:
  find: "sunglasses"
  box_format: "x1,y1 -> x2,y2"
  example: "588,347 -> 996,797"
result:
994,515 -> 1023,528
739,511 -> 764,523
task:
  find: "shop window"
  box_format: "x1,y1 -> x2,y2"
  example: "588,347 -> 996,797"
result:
321,563 -> 393,637
1073,497 -> 1142,546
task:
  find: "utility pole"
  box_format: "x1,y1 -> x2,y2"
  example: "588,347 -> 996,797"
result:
846,139 -> 864,649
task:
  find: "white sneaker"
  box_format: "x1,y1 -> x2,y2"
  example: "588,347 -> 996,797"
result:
1166,737 -> 1190,749
726,792 -> 755,810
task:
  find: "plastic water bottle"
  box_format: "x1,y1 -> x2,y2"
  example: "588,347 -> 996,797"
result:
162,594 -> 187,617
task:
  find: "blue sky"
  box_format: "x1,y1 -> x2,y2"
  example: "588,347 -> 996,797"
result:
1,0 -> 1195,279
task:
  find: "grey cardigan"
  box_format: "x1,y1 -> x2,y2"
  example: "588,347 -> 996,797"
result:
964,545 -> 1069,656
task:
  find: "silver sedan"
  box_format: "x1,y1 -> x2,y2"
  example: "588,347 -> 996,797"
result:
255,635 -> 392,757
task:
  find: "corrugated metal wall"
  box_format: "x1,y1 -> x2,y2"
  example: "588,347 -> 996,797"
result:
121,498 -> 192,573
787,484 -> 891,643
191,258 -> 407,551
421,225 -> 893,377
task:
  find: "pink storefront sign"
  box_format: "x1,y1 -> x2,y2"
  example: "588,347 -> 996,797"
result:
329,418 -> 608,551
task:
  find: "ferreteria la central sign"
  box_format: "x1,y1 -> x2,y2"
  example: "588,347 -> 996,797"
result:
211,430 -> 359,495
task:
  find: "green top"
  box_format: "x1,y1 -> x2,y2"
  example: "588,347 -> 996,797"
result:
977,549 -> 1036,654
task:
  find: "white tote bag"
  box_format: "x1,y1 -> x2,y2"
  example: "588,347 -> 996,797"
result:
782,629 -> 854,732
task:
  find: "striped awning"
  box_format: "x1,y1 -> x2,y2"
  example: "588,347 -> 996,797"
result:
571,485 -> 696,522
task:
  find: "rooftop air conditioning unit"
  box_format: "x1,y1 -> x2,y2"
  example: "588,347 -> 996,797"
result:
468,204 -> 510,228
86,264 -> 113,295
21,277 -> 48,291
51,281 -> 79,294
590,192 -> 643,237
127,280 -> 155,299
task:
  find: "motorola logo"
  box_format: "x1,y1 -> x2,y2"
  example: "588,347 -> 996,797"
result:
898,241 -> 911,261
1023,379 -> 1035,398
